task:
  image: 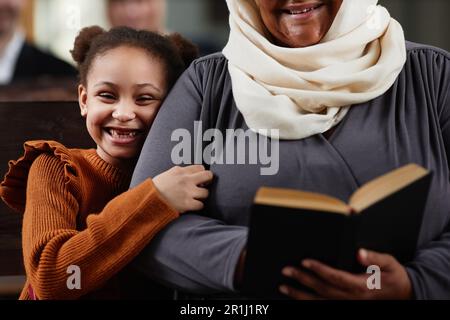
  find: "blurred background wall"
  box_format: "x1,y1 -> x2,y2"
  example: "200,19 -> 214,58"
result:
28,0 -> 450,65
379,0 -> 450,51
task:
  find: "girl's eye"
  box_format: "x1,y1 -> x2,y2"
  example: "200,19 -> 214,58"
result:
136,95 -> 156,103
98,92 -> 116,100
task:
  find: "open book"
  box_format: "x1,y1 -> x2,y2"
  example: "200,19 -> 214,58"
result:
242,164 -> 432,299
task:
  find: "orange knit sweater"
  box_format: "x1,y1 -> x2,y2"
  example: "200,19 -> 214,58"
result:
0,141 -> 179,300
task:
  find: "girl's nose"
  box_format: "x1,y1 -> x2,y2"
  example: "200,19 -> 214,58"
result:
112,105 -> 136,122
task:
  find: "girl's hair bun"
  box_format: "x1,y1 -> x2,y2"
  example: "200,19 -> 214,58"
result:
167,33 -> 200,67
70,26 -> 199,87
71,26 -> 106,65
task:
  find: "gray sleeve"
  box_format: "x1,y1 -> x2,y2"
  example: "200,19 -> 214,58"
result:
132,215 -> 247,294
406,228 -> 450,299
406,49 -> 450,299
130,60 -> 248,294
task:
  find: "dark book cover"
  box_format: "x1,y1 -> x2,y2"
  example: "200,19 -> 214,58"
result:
242,172 -> 432,299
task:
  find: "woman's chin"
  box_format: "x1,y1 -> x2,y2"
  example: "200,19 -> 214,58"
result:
278,31 -> 322,48
277,15 -> 333,47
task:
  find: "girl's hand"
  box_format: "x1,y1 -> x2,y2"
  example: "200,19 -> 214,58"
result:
279,249 -> 413,300
153,165 -> 213,213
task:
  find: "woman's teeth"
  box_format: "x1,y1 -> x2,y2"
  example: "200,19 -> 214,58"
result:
286,4 -> 322,15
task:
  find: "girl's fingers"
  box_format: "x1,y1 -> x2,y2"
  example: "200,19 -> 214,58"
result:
194,187 -> 209,200
184,165 -> 206,173
191,170 -> 214,185
188,199 -> 205,211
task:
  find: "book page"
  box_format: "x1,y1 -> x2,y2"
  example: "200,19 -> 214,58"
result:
255,187 -> 351,215
349,164 -> 429,213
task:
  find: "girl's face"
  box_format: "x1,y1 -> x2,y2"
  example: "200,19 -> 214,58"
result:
78,46 -> 167,168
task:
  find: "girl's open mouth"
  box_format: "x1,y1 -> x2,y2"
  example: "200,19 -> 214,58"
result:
104,127 -> 143,145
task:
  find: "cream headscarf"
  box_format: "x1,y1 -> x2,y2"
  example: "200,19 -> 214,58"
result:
222,0 -> 406,140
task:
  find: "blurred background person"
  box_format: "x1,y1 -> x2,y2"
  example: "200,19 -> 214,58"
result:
0,0 -> 76,86
4,1 -> 450,69
107,0 -> 166,33
106,0 -> 220,55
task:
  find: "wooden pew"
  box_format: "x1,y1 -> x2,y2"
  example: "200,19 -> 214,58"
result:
0,101 -> 93,299
0,78 -> 78,102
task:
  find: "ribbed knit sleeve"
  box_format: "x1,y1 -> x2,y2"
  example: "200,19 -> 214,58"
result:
21,153 -> 178,300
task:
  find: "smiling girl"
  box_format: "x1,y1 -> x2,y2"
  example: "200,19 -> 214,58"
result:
0,26 -> 212,300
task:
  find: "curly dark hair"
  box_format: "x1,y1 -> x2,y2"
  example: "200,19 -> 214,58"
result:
71,26 -> 199,88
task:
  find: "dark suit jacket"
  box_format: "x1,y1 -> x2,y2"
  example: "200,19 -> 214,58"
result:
12,42 -> 77,82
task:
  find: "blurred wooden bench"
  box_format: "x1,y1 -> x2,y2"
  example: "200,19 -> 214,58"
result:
0,101 -> 93,299
0,77 -> 78,102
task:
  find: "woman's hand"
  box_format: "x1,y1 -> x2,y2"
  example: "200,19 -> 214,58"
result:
153,165 -> 213,213
279,249 -> 413,300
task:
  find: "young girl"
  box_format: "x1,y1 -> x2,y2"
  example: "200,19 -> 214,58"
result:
0,26 -> 212,300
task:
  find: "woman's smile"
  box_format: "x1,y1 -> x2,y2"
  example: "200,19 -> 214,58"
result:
280,1 -> 325,22
255,0 -> 342,48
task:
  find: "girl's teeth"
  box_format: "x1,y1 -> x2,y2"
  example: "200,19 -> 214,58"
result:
109,129 -> 138,138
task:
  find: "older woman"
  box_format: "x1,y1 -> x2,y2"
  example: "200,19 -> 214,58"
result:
131,0 -> 450,299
